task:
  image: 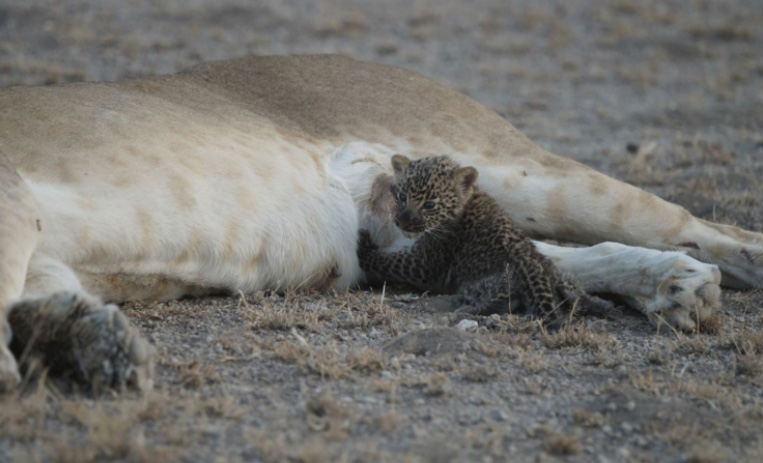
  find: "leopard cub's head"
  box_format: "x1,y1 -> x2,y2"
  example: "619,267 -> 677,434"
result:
390,154 -> 478,236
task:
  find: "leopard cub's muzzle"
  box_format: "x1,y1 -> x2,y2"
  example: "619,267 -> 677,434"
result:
395,210 -> 425,234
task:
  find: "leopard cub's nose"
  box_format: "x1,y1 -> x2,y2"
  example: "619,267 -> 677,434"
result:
399,210 -> 413,222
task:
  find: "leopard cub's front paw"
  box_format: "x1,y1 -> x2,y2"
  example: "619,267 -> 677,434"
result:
357,228 -> 379,261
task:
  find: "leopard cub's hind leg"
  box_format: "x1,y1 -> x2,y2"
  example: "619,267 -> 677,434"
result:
455,272 -> 523,317
550,266 -> 615,320
9,255 -> 154,391
455,264 -> 613,328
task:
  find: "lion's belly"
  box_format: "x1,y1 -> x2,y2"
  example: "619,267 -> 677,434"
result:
19,117 -> 361,299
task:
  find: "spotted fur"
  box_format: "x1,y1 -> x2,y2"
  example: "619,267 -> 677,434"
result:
357,155 -> 611,324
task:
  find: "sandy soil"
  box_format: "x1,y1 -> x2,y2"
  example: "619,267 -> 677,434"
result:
1,0 -> 762,462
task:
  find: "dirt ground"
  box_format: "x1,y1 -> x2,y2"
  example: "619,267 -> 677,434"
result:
1,0 -> 762,462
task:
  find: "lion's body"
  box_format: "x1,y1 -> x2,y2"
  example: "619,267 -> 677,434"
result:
0,55 -> 760,389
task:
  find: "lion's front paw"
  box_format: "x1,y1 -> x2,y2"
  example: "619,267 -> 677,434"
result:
9,292 -> 155,391
70,302 -> 155,392
639,255 -> 721,332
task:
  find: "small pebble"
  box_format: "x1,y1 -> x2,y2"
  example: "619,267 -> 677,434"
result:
456,409 -> 482,425
488,409 -> 508,422
455,319 -> 478,331
214,343 -> 223,354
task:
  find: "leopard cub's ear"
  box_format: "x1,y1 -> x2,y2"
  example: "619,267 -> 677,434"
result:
391,154 -> 411,176
455,166 -> 479,194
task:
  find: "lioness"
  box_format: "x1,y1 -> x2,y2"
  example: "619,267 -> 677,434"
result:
1,55 -> 760,390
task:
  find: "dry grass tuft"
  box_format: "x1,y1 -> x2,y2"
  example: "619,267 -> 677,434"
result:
572,408 -> 604,428
250,305 -> 324,332
647,345 -> 673,365
733,329 -> 763,354
367,377 -> 399,396
654,422 -> 734,460
463,365 -> 498,383
348,347 -> 388,373
0,384 -> 50,442
375,409 -> 400,434
698,315 -> 724,335
467,421 -> 509,456
680,378 -> 726,403
725,329 -> 763,377
244,430 -> 288,463
677,337 -> 712,355
518,352 -> 547,374
62,402 -> 142,459
656,422 -> 699,446
425,373 -> 451,397
242,291 -> 333,333
174,359 -> 216,389
57,398 -> 178,463
628,371 -> 666,395
735,352 -> 762,377
524,378 -> 541,395
544,431 -> 581,456
273,340 -> 349,380
272,335 -> 386,380
541,322 -> 616,351
199,395 -> 248,419
338,296 -> 402,334
306,392 -> 352,441
673,140 -> 737,168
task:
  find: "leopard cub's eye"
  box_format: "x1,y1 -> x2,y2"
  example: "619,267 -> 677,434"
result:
398,192 -> 407,203
423,201 -> 435,210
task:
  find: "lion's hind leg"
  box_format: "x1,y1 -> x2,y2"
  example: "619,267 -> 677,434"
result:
9,255 -> 154,391
534,241 -> 721,332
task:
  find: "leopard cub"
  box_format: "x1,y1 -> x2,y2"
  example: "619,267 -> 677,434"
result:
357,154 -> 611,326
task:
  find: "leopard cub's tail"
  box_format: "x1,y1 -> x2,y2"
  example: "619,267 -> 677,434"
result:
519,253 -> 614,327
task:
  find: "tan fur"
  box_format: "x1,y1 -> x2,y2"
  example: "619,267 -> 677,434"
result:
0,55 -> 761,390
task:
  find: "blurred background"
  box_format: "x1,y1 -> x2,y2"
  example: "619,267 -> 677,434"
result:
1,0 -> 761,229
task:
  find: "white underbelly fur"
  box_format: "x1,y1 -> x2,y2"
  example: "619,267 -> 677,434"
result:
23,141 -> 388,294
